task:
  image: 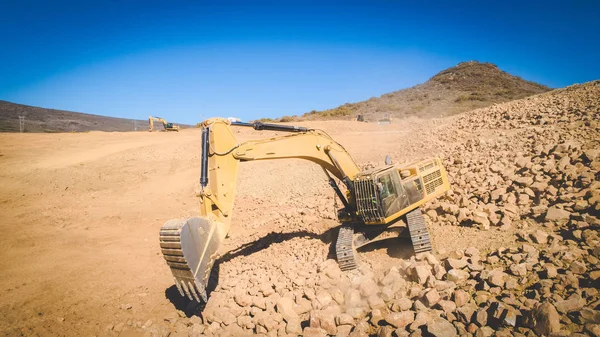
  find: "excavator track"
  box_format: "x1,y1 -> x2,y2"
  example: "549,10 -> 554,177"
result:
406,208 -> 432,254
159,217 -> 222,303
336,225 -> 358,271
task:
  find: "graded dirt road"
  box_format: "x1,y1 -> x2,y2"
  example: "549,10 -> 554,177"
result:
0,81 -> 598,337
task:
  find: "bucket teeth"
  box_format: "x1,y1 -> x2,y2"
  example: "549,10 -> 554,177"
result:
179,278 -> 191,299
188,281 -> 201,303
159,217 -> 221,303
173,276 -> 206,302
173,277 -> 184,297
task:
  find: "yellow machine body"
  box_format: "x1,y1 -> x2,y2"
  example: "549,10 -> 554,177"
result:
159,117 -> 450,302
149,116 -> 180,132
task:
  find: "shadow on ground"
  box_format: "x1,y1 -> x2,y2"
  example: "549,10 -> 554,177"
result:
358,236 -> 417,260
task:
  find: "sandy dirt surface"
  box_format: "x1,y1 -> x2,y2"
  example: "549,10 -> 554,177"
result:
0,81 -> 598,337
0,119 -> 501,336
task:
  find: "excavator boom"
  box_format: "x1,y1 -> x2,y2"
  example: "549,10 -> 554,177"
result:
159,118 -> 450,302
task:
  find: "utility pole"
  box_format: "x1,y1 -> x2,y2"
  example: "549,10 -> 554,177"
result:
18,116 -> 25,133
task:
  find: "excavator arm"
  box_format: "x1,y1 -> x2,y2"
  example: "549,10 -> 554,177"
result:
199,118 -> 361,223
160,118 -> 361,302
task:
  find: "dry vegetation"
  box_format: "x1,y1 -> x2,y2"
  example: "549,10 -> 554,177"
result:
268,61 -> 551,123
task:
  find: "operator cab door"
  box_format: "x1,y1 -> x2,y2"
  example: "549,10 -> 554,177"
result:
376,169 -> 425,218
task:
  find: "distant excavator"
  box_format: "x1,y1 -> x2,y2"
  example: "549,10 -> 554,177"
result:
159,118 -> 450,302
148,116 -> 180,132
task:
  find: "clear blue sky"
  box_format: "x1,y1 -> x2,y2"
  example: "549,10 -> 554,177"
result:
1,1 -> 598,124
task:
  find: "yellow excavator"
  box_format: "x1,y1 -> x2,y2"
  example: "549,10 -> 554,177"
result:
148,116 -> 180,132
159,118 -> 450,302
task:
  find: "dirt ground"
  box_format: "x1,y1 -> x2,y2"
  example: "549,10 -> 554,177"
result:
0,119 -> 513,336
2,79 -> 598,337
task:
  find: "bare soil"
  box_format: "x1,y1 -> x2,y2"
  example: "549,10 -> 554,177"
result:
0,80 -> 598,337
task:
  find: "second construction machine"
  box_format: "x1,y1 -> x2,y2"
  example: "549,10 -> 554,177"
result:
149,116 -> 180,132
159,118 -> 450,302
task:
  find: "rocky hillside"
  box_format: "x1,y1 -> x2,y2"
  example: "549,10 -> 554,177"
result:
297,61 -> 551,122
0,100 -> 184,132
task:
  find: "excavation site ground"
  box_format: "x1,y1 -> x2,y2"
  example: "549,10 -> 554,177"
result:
0,82 -> 599,336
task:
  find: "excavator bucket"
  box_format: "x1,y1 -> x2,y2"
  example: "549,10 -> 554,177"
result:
159,217 -> 223,302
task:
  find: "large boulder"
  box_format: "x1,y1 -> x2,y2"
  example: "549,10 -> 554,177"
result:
530,303 -> 561,336
426,317 -> 457,337
545,207 -> 570,221
384,311 -> 415,329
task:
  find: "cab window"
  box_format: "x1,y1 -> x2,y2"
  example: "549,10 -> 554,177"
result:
377,174 -> 395,199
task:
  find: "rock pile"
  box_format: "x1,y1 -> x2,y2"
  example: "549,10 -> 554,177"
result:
426,81 -> 600,234
141,241 -> 598,336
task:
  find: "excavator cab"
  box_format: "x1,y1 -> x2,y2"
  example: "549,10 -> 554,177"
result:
353,158 -> 446,224
375,168 -> 414,217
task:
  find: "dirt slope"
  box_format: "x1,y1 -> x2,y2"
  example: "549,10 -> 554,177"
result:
295,61 -> 551,122
0,81 -> 598,337
0,100 -> 187,133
